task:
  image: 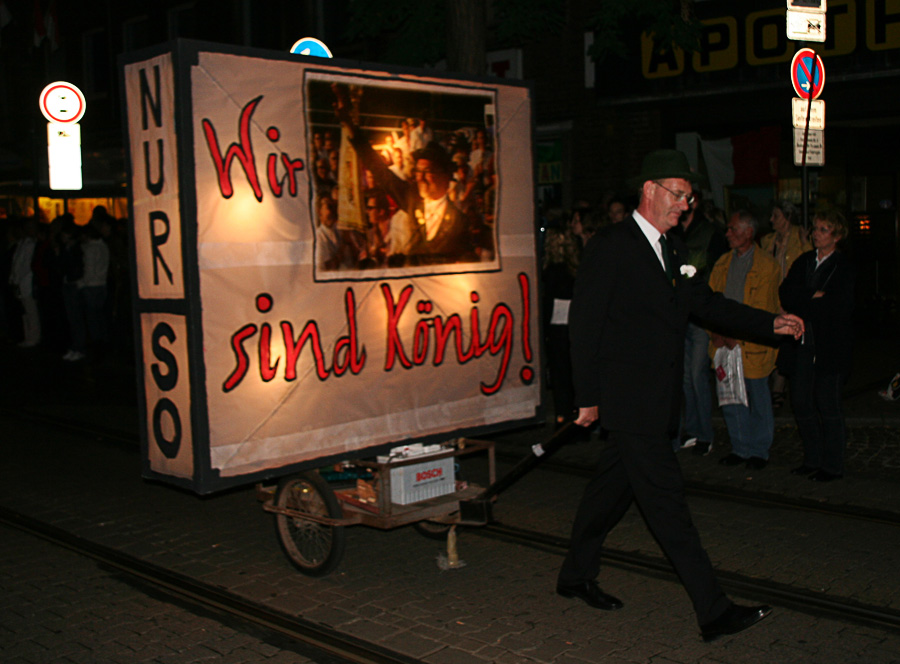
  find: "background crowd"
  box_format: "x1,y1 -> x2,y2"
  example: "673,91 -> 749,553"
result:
2,206 -> 130,363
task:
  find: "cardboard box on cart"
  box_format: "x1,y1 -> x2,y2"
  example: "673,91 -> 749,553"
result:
121,40 -> 543,494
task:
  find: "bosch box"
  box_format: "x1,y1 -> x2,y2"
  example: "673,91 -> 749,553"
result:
390,456 -> 456,505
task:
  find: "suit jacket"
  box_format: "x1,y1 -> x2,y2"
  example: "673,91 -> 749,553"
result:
569,217 -> 777,437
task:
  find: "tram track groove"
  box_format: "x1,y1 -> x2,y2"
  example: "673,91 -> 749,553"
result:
4,494 -> 899,647
0,505 -> 421,664
476,522 -> 900,634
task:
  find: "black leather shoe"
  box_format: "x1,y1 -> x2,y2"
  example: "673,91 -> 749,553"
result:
701,604 -> 772,642
745,457 -> 768,470
809,470 -> 842,482
790,464 -> 818,476
556,580 -> 623,610
718,453 -> 745,466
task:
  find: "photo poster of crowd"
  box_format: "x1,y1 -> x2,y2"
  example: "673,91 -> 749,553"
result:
304,72 -> 499,281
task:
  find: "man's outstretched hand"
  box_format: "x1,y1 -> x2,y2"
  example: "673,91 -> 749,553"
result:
774,313 -> 805,339
575,406 -> 599,427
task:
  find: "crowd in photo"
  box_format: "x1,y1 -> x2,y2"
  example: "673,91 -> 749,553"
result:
311,106 -> 497,272
2,206 -> 130,363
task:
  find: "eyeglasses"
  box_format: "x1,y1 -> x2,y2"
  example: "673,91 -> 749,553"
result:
654,181 -> 695,206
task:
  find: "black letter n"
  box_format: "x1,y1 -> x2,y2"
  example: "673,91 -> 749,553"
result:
139,65 -> 162,130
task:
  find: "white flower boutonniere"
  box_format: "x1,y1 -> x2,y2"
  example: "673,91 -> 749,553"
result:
680,264 -> 697,279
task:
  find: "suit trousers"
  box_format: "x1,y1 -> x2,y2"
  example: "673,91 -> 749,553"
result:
558,429 -> 731,625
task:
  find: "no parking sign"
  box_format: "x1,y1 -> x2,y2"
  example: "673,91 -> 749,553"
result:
791,48 -> 825,100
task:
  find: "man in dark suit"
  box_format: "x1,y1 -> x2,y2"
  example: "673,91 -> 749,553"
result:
557,150 -> 804,642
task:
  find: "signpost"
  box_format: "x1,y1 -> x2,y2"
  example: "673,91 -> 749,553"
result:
787,0 -> 828,226
790,48 -> 825,100
786,8 -> 826,42
793,127 -> 824,166
790,48 -> 825,169
791,97 -> 824,130
39,81 -> 86,191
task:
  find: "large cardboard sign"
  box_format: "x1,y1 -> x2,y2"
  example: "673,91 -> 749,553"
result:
122,41 -> 541,494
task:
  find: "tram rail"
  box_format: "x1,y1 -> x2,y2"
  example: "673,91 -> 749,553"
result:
476,522 -> 900,634
0,505 -> 419,664
3,491 -> 899,652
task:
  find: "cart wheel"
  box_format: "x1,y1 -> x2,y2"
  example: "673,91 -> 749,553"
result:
413,520 -> 454,540
274,472 -> 346,576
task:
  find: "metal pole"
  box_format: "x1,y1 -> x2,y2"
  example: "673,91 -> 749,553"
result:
801,55 -> 818,231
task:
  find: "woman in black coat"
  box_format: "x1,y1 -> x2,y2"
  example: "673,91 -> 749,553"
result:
777,208 -> 855,482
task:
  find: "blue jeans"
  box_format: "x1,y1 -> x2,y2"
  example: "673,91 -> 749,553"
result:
722,376 -> 774,459
682,322 -> 715,444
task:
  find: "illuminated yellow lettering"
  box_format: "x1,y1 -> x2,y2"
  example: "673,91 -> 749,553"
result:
822,0 -> 857,56
642,32 -> 684,78
693,17 -> 738,72
746,8 -> 792,65
867,0 -> 900,51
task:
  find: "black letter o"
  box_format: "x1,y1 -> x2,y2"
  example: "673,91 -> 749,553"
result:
153,398 -> 182,459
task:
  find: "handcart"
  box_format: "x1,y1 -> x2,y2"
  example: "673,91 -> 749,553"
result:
259,423 -> 579,576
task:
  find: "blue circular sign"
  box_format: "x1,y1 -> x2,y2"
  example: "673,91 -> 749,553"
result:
289,38 -> 333,59
790,48 -> 825,100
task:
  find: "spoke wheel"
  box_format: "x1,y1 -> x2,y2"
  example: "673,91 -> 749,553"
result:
274,472 -> 346,576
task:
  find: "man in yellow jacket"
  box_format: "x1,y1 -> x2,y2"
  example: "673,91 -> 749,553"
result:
708,210 -> 781,470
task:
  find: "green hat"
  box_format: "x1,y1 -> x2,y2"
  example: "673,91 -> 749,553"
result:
629,149 -> 703,188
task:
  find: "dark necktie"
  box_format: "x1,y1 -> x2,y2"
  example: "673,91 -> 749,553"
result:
659,234 -> 673,280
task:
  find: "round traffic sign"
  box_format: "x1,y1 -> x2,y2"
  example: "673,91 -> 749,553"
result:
39,81 -> 86,124
790,48 -> 825,100
289,37 -> 333,58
